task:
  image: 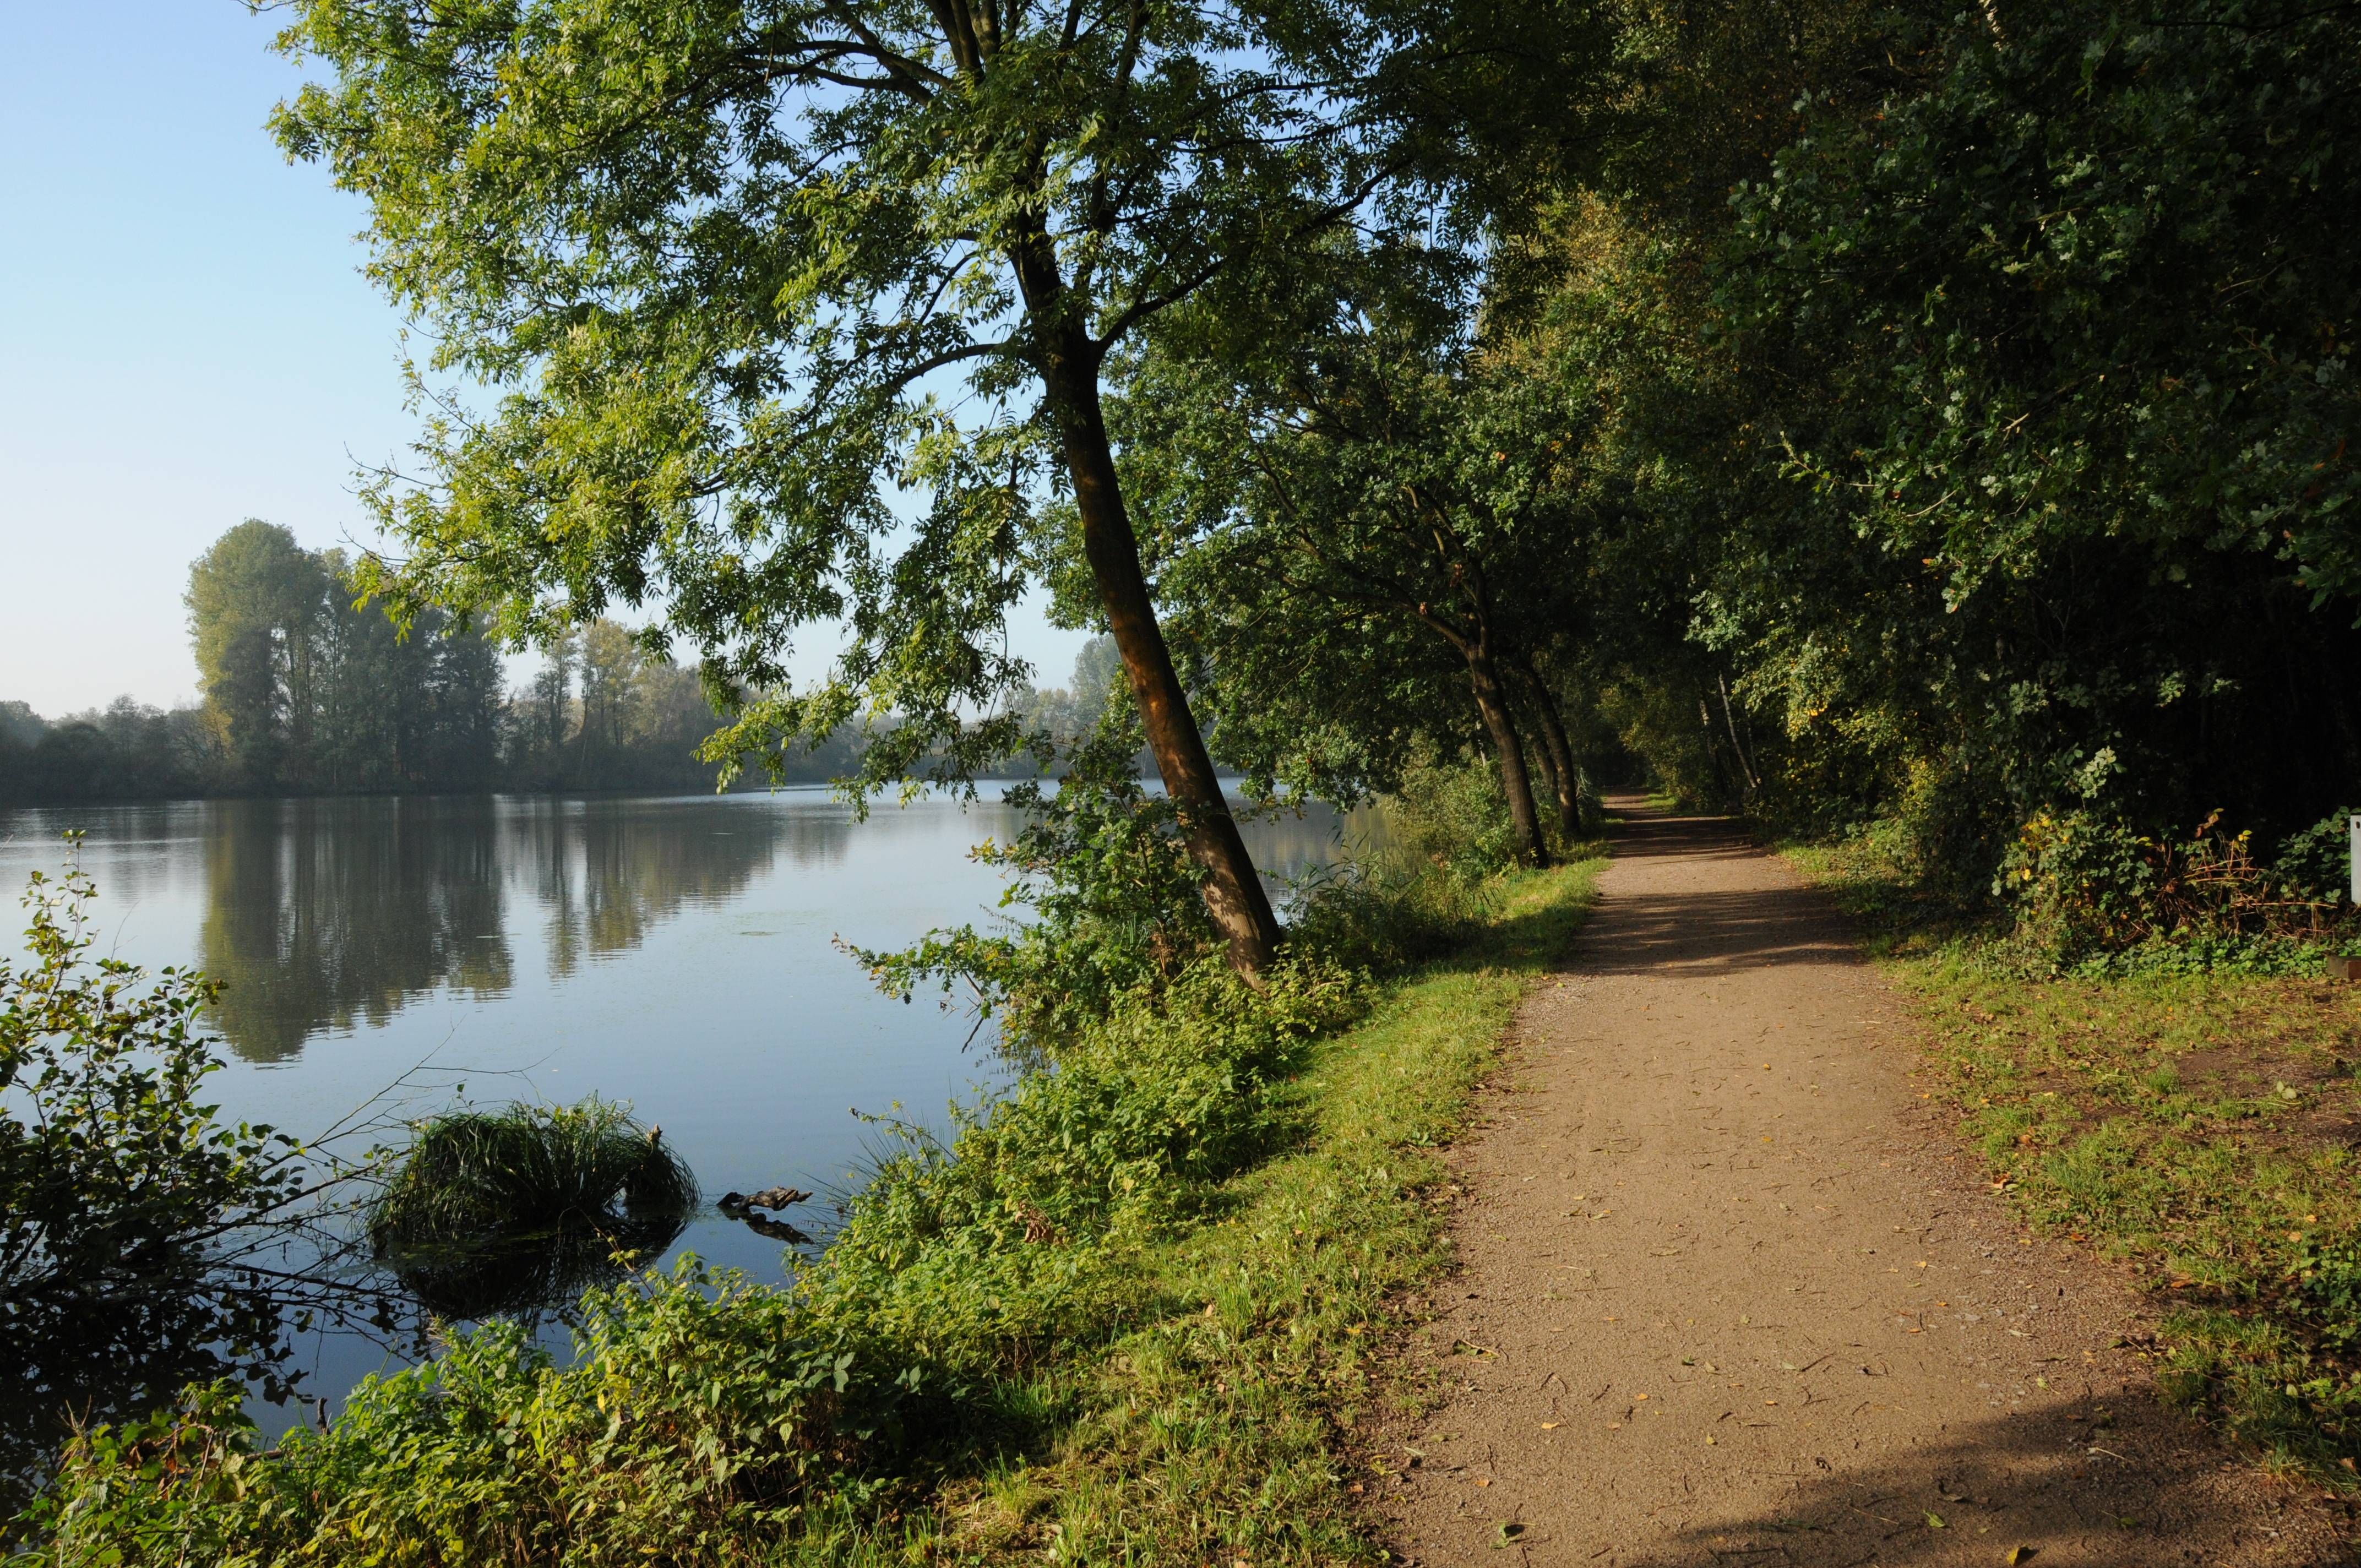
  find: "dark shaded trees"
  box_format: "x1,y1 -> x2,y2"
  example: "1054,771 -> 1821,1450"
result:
175,526 -> 509,798
1122,260 -> 1611,864
187,521 -> 327,790
1395,0 -> 2361,889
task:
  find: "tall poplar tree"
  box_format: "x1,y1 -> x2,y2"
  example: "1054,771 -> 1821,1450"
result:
186,521 -> 327,791
268,0 -> 1602,976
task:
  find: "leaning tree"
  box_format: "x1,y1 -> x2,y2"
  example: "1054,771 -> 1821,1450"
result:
269,0 -> 1603,976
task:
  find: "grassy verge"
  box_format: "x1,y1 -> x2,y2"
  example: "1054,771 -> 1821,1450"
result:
876,856 -> 1606,1565
1788,841 -> 2361,1484
24,857 -> 1605,1566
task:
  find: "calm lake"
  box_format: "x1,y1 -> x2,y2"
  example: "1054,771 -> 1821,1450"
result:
0,787 -> 1345,1435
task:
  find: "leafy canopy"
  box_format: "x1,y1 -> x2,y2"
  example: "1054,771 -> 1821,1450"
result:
269,0 -> 1598,792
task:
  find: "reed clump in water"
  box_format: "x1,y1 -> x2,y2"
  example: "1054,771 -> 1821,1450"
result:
367,1098 -> 698,1319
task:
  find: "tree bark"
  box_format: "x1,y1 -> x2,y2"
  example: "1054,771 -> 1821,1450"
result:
1514,657 -> 1583,840
1466,643 -> 1549,868
1032,316 -> 1284,978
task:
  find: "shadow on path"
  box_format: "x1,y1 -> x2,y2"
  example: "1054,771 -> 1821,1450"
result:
1570,808 -> 1857,978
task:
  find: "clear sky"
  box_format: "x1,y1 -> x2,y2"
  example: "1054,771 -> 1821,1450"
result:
0,3 -> 1085,717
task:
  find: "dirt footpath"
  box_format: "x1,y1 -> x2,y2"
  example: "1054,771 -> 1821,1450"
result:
1380,801 -> 2352,1566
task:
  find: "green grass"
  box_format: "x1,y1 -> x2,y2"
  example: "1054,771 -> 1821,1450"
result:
895,859 -> 1604,1564
1788,838 -> 2361,1485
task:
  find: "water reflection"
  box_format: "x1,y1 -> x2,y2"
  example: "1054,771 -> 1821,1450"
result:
515,798 -> 842,977
188,792 -> 1343,1065
0,1269 -> 296,1517
383,1217 -> 692,1323
200,798 -> 513,1060
197,796 -> 801,1061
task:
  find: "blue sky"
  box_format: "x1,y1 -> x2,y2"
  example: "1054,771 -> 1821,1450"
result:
0,3 -> 1084,716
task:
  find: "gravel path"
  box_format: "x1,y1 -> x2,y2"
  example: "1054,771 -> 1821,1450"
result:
1379,799 -> 2351,1566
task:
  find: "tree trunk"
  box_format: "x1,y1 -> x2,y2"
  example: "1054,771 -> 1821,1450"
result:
1035,322 -> 1284,979
1525,716 -> 1563,843
1716,672 -> 1760,798
1514,658 -> 1582,840
1466,643 -> 1549,868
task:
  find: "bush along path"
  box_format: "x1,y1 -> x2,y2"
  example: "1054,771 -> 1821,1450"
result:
1378,799 -> 2352,1566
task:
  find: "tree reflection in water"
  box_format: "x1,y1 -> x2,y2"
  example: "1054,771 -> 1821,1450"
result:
509,796 -> 848,978
196,796 -> 809,1061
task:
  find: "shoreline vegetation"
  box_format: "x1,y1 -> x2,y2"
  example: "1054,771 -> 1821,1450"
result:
16,767 -> 1608,1565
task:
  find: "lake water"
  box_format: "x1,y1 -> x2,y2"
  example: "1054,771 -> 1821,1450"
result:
0,787 -> 1345,1437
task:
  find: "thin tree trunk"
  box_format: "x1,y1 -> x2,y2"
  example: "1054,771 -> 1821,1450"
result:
1513,656 -> 1582,840
1466,643 -> 1549,868
1034,318 -> 1283,978
1716,672 -> 1760,797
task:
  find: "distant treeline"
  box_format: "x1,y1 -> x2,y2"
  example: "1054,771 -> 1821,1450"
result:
0,522 -> 869,805
0,522 -> 1122,808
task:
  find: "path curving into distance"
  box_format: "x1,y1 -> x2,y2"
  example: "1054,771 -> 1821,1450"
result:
1379,798 -> 2349,1566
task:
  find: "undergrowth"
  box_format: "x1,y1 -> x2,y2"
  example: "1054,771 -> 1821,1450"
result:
18,760 -> 1606,1564
1791,832 -> 2361,1488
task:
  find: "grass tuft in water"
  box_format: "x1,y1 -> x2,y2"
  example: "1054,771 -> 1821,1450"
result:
367,1098 -> 699,1319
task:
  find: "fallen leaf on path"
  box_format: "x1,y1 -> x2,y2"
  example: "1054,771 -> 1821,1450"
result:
1539,1422 -> 1562,1429
1924,1512 -> 1946,1529
1474,1477 -> 1491,1488
2005,1548 -> 2037,1565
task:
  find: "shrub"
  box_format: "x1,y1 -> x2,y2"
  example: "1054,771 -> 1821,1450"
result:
0,846 -> 307,1506
813,955 -> 1361,1380
1381,749 -> 1522,883
1998,808 -> 2357,972
2271,808 -> 2361,908
1,846 -> 303,1308
856,707 -> 1219,1051
23,1264 -> 914,1567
